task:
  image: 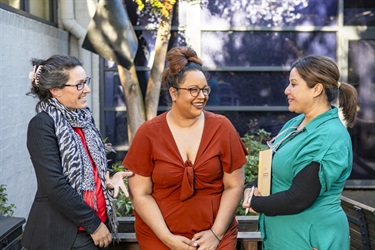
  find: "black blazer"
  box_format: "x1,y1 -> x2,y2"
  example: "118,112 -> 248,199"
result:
21,112 -> 102,250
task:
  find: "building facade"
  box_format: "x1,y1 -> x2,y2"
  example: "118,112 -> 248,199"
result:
0,0 -> 100,218
0,0 -> 374,219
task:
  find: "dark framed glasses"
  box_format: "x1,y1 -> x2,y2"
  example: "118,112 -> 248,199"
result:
174,86 -> 211,97
64,77 -> 91,91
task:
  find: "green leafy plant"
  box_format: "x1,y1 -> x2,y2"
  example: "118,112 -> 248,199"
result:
0,184 -> 16,216
236,129 -> 271,215
242,129 -> 271,186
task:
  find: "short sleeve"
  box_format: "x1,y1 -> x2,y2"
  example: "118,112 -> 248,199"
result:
219,117 -> 248,173
316,143 -> 352,192
292,131 -> 352,193
122,122 -> 154,177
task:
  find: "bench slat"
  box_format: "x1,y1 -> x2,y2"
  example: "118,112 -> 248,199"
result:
237,232 -> 262,241
341,195 -> 375,250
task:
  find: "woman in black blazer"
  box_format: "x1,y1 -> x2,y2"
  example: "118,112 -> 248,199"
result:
22,55 -> 132,250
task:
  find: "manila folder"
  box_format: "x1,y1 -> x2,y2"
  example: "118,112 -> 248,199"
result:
257,149 -> 272,196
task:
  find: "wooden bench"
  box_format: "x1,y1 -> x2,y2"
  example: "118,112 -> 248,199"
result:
109,216 -> 262,250
236,216 -> 262,250
341,195 -> 375,250
111,196 -> 375,250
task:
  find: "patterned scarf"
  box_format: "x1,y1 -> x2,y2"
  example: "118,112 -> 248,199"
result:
39,98 -> 118,238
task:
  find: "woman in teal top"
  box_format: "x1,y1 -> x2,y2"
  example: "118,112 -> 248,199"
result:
242,55 -> 359,249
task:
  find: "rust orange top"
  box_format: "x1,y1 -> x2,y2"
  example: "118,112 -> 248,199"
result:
123,111 -> 248,249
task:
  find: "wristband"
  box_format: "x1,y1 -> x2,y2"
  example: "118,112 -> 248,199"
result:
210,229 -> 221,242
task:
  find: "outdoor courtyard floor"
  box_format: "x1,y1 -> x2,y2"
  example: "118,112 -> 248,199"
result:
343,189 -> 375,207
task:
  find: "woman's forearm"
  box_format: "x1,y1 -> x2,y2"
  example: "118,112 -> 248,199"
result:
211,185 -> 243,239
211,167 -> 244,239
131,195 -> 174,245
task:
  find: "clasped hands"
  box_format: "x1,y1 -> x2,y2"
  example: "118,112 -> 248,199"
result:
167,229 -> 221,250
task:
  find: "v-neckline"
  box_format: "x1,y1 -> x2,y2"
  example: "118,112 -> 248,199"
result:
165,111 -> 206,166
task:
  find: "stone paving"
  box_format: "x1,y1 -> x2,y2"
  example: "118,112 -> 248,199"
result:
342,189 -> 375,207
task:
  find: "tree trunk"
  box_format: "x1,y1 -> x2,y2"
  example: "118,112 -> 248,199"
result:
117,64 -> 146,143
118,1 -> 175,143
144,1 -> 175,121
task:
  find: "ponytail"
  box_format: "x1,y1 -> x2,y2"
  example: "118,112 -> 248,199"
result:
338,82 -> 358,127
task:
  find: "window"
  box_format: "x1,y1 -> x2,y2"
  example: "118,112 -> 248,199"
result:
344,0 -> 375,26
347,39 -> 375,183
101,0 -> 375,187
201,31 -> 336,67
0,0 -> 57,25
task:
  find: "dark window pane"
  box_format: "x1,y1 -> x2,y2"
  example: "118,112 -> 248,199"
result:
30,0 -> 51,20
105,111 -> 128,148
202,32 -> 336,67
0,0 -> 21,9
134,31 -> 186,67
202,0 -> 337,27
344,0 -> 375,26
104,72 -> 125,108
158,88 -> 172,107
209,111 -> 297,138
154,110 -> 296,139
0,0 -> 56,23
104,70 -> 151,108
206,71 -> 290,106
103,30 -> 186,106
102,30 -> 186,69
108,150 -> 127,167
347,40 -> 375,180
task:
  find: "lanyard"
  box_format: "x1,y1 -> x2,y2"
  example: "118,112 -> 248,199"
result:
267,126 -> 303,153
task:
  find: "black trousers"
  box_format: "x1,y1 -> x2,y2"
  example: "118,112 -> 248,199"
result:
71,230 -> 108,250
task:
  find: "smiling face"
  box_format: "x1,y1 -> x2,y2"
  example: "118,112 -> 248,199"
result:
285,67 -> 316,114
170,70 -> 209,119
50,66 -> 90,111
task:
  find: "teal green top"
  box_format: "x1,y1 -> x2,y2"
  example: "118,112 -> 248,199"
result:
260,106 -> 352,249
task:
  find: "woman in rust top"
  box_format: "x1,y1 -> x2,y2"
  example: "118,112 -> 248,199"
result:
123,46 -> 248,250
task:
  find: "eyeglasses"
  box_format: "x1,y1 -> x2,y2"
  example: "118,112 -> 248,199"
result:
64,77 -> 91,91
173,86 -> 211,97
267,126 -> 303,153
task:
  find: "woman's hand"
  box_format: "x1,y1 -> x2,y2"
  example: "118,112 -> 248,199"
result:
191,229 -> 220,250
242,187 -> 261,214
164,234 -> 197,250
105,171 -> 134,197
90,222 -> 112,248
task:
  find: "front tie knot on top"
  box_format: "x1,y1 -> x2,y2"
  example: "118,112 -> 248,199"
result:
180,160 -> 195,201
